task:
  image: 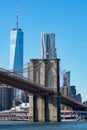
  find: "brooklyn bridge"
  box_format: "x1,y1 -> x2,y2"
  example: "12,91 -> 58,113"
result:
0,58 -> 86,122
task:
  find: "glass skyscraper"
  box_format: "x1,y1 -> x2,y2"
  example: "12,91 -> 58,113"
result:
41,33 -> 57,58
63,71 -> 70,88
62,70 -> 71,95
10,13 -> 23,98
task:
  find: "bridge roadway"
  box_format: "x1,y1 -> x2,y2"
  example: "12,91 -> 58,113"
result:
0,68 -> 86,111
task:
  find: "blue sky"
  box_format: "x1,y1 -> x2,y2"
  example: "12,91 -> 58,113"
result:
0,0 -> 87,102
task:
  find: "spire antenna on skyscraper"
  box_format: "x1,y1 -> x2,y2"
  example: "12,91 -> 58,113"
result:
16,8 -> 18,30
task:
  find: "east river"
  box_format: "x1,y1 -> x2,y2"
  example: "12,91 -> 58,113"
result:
0,121 -> 87,130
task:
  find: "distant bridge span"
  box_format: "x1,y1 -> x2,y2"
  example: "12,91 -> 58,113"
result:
0,68 -> 86,111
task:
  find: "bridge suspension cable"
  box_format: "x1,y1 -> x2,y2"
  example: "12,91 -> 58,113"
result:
9,62 -> 52,74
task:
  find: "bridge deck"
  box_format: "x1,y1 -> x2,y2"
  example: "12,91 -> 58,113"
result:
0,68 -> 86,111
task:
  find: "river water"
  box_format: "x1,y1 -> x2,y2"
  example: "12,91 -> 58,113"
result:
0,121 -> 87,130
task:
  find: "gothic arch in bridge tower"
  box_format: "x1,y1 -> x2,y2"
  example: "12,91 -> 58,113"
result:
46,67 -> 54,88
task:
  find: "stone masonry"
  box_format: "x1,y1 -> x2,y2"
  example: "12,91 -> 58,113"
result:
28,58 -> 61,122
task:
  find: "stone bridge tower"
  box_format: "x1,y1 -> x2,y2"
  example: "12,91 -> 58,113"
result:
28,58 -> 61,122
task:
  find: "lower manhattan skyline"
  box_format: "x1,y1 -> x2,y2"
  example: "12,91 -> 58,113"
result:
0,0 -> 87,102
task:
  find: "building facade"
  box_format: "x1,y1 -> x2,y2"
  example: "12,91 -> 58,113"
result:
41,33 -> 57,58
0,85 -> 13,111
70,86 -> 82,103
62,70 -> 70,93
10,28 -> 23,98
10,11 -> 23,99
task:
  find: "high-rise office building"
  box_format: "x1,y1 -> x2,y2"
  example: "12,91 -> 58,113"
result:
63,71 -> 70,88
76,93 -> 82,103
41,33 -> 57,58
0,85 -> 13,111
69,85 -> 76,98
69,86 -> 82,103
10,11 -> 23,98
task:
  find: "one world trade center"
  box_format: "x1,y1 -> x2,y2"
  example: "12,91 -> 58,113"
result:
10,11 -> 23,99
